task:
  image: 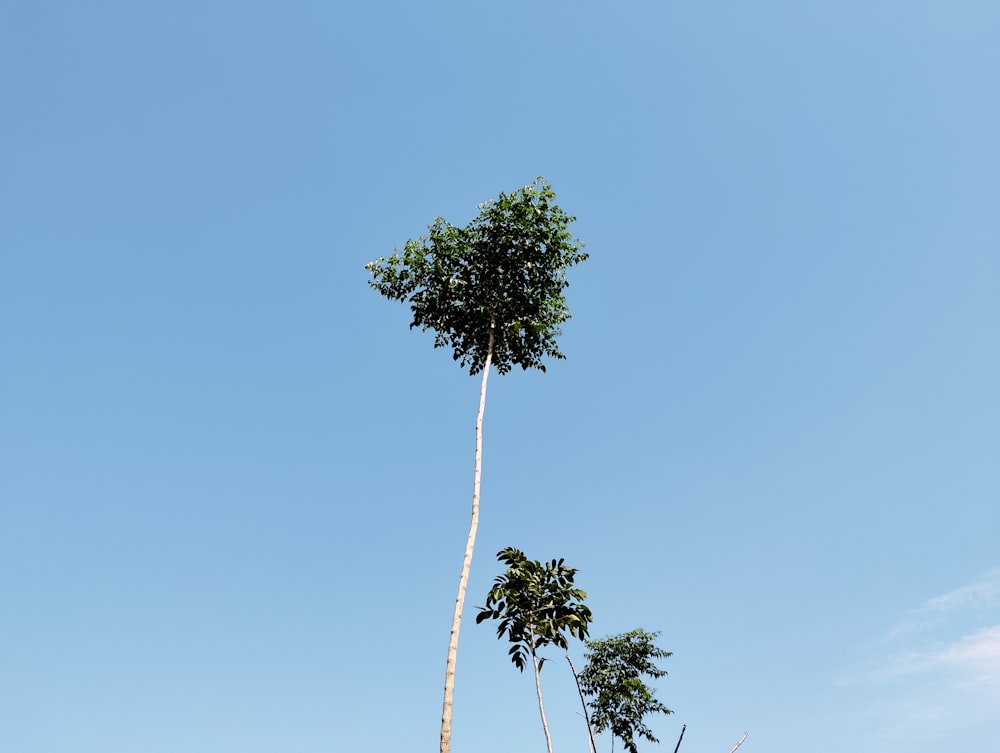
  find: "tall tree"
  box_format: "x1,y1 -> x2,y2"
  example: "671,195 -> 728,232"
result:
365,178 -> 587,753
577,629 -> 673,753
476,547 -> 594,753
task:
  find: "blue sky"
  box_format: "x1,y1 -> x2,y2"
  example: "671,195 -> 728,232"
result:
1,2 -> 998,752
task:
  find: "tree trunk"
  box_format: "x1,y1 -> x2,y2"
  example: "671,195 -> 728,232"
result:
531,640 -> 555,753
439,318 -> 495,753
566,654 -> 597,753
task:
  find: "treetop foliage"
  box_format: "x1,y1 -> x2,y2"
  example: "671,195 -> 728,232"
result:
365,177 -> 588,375
476,547 -> 593,672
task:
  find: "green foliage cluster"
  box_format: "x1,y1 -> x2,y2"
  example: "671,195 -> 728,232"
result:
580,630 -> 673,753
476,547 -> 593,672
477,549 -> 673,753
365,177 -> 588,375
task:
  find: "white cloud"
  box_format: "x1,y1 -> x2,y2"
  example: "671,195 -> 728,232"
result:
919,568 -> 1000,615
933,625 -> 1000,685
877,624 -> 1000,682
885,567 -> 1000,641
842,568 -> 1000,749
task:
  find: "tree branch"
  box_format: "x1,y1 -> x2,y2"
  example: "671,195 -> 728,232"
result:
727,731 -> 748,753
672,723 -> 686,753
565,655 -> 597,753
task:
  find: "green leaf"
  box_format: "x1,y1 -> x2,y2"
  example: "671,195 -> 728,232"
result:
365,178 -> 588,375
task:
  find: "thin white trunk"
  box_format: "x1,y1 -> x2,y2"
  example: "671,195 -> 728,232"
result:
440,320 -> 494,753
531,637 -> 554,753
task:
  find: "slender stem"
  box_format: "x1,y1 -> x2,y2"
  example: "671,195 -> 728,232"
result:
439,317 -> 495,753
565,655 -> 597,753
727,731 -> 748,753
672,724 -> 686,753
530,634 -> 554,753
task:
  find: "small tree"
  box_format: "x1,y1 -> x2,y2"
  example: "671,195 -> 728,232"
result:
578,629 -> 673,753
365,178 -> 587,753
476,547 -> 593,753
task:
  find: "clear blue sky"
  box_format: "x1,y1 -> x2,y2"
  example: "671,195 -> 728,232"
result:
2,2 -> 998,752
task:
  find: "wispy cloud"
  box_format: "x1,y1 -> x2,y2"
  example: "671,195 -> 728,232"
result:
918,568 -> 1000,615
876,568 -> 1000,681
876,624 -> 1000,682
885,567 -> 1000,641
841,568 -> 1000,750
933,625 -> 1000,684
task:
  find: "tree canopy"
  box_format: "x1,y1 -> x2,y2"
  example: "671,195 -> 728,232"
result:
476,546 -> 593,672
579,629 -> 673,753
365,177 -> 588,375
477,546 -> 594,753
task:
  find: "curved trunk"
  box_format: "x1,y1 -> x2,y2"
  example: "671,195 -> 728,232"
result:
440,319 -> 495,753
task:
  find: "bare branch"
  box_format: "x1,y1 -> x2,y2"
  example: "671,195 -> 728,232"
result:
672,723 -> 686,753
566,655 -> 597,753
727,731 -> 748,753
